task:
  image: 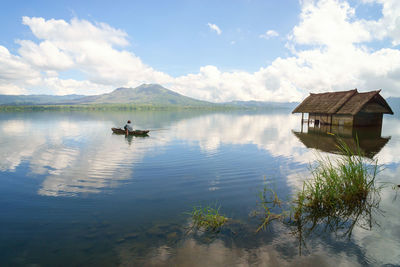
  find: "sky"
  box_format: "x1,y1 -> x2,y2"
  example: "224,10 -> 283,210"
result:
0,0 -> 400,102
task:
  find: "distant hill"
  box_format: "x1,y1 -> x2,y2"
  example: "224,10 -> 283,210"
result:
73,84 -> 213,106
224,100 -> 299,110
0,83 -> 298,111
0,94 -> 84,105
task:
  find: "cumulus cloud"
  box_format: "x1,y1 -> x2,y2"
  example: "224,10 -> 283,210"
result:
207,23 -> 222,35
22,16 -> 129,46
170,64 -> 303,102
0,17 -> 172,95
259,30 -> 279,39
1,0 -> 400,101
171,0 -> 400,102
43,77 -> 114,95
0,45 -> 39,94
361,0 -> 400,46
0,83 -> 28,95
291,0 -> 371,46
17,39 -> 74,70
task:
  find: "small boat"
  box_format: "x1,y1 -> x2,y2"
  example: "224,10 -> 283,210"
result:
111,128 -> 149,136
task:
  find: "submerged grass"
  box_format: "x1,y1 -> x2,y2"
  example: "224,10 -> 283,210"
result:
292,136 -> 382,241
188,204 -> 228,232
251,177 -> 287,232
184,136 -> 382,243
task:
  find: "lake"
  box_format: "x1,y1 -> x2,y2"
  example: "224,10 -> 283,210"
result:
0,110 -> 399,266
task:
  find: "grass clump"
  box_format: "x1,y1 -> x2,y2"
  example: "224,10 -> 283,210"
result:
292,137 -> 381,239
251,178 -> 287,232
189,204 -> 228,232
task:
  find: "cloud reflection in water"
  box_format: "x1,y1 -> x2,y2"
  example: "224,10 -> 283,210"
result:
0,112 -> 397,197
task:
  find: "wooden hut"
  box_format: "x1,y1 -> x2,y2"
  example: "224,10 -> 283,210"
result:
292,89 -> 394,126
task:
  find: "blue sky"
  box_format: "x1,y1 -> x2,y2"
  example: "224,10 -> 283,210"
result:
0,0 -> 299,75
0,0 -> 399,102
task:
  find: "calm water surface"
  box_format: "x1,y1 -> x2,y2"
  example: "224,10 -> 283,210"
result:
0,110 -> 399,266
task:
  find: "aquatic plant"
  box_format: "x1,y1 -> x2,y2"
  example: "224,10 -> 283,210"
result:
292,137 -> 382,241
251,177 -> 288,232
189,204 -> 228,232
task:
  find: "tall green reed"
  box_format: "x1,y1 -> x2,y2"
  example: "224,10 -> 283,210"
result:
292,136 -> 382,241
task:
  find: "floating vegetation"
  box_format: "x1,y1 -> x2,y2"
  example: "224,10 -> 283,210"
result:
188,204 -> 228,232
292,137 -> 382,244
251,177 -> 288,232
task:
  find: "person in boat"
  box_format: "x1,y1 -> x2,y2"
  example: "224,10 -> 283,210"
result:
124,120 -> 133,134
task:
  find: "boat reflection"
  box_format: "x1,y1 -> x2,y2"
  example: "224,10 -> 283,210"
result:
292,123 -> 391,158
124,133 -> 149,145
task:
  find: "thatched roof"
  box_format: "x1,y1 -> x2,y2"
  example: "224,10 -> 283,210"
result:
292,89 -> 394,115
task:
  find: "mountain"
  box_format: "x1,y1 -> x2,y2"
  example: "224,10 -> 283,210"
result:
73,84 -> 212,106
0,83 -> 298,110
0,94 -> 84,105
224,100 -> 299,110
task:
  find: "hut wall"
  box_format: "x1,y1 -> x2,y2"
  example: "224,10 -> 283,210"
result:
332,114 -> 354,126
353,112 -> 383,126
330,125 -> 354,136
308,113 -> 383,126
309,113 -> 332,125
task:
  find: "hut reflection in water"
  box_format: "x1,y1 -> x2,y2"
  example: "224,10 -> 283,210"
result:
292,122 -> 391,158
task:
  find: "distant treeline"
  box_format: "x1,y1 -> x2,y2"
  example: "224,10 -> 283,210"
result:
0,103 -> 296,112
0,103 -> 243,112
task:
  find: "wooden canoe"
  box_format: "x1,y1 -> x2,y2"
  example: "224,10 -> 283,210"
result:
111,128 -> 149,136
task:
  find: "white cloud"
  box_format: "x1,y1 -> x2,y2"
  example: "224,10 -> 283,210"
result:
0,83 -> 28,95
43,77 -> 114,95
0,17 -> 172,95
259,30 -> 279,39
22,16 -> 129,47
0,45 -> 39,94
17,40 -> 74,70
170,0 -> 400,102
292,0 -> 371,47
361,0 -> 400,46
170,64 -> 303,102
207,23 -> 222,35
